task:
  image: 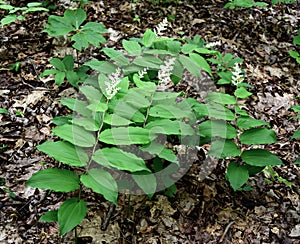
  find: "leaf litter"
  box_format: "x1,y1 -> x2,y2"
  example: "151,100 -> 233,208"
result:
0,0 -> 300,243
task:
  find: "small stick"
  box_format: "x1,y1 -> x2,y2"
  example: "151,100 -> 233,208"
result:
219,221 -> 235,243
101,203 -> 116,231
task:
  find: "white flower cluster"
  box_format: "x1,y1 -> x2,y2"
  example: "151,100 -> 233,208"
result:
157,57 -> 176,90
105,68 -> 122,99
154,18 -> 168,36
138,67 -> 148,79
205,40 -> 222,48
231,63 -> 244,86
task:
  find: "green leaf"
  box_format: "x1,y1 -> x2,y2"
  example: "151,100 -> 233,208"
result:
85,60 -> 117,74
62,55 -> 74,71
291,105 -> 300,112
152,91 -> 181,105
37,141 -> 88,166
240,128 -> 277,145
198,120 -> 237,139
79,85 -> 103,102
50,58 -> 65,71
65,8 -> 86,29
55,71 -> 66,86
241,149 -> 282,166
295,157 -> 300,164
179,55 -> 200,79
133,56 -> 163,69
58,198 -> 87,236
142,29 -> 157,47
145,119 -> 195,136
205,92 -> 236,105
226,162 -> 249,191
93,147 -> 151,172
113,102 -> 145,123
122,40 -> 142,56
26,168 -> 80,192
72,118 -> 100,131
193,103 -> 235,120
234,87 -> 252,98
189,53 -> 212,76
39,210 -> 58,223
149,104 -> 192,119
0,108 -> 8,114
181,44 -> 198,54
104,113 -> 132,126
60,98 -> 91,117
80,168 -> 118,205
132,171 -> 156,196
1,14 -> 17,26
237,116 -> 269,129
66,70 -> 79,87
99,127 -> 153,145
141,142 -> 178,163
292,129 -> 300,139
102,48 -> 130,66
208,139 -> 241,158
52,124 -> 96,147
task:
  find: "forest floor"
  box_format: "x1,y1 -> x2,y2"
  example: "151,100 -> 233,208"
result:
0,0 -> 300,243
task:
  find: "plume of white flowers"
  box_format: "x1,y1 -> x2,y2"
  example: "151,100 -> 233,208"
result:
231,63 -> 244,86
205,40 -> 222,48
154,18 -> 168,36
157,57 -> 176,91
138,68 -> 148,79
105,68 -> 122,99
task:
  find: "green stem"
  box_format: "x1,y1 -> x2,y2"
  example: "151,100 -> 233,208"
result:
86,100 -> 109,171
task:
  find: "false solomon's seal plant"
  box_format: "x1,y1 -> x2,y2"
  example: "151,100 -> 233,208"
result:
26,12 -> 283,236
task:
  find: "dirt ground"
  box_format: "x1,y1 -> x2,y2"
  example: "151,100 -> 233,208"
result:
0,0 -> 300,243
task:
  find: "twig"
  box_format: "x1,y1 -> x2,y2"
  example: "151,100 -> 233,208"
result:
219,221 -> 235,243
101,203 -> 116,231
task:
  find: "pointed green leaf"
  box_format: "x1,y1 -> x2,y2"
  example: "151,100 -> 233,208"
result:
93,148 -> 150,172
80,85 -> 103,102
198,120 -> 237,139
60,98 -> 91,117
133,171 -> 156,196
122,40 -> 142,56
142,29 -> 156,47
145,119 -> 195,136
237,116 -> 269,129
234,87 -> 252,98
141,142 -> 178,163
226,162 -> 249,191
62,55 -> 74,71
58,198 -> 87,236
26,168 -> 80,192
193,103 -> 235,120
37,141 -> 88,166
241,149 -> 282,166
240,128 -> 277,145
292,129 -> 300,139
133,56 -> 163,69
181,44 -> 197,54
72,118 -> 100,131
54,71 -> 66,86
205,92 -> 236,105
102,48 -> 130,66
189,53 -> 212,76
65,8 -> 86,29
52,124 -> 96,147
208,139 -> 241,158
80,168 -> 118,205
39,210 -> 58,223
50,58 -> 65,71
99,127 -> 152,145
179,55 -> 200,79
104,113 -> 132,126
149,104 -> 192,119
